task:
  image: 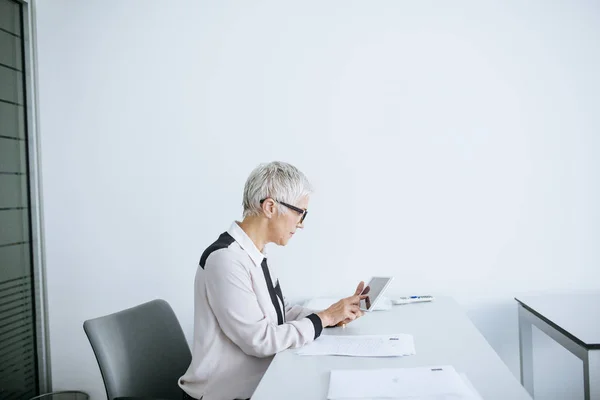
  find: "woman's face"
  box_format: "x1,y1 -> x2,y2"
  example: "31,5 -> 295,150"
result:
268,196 -> 309,246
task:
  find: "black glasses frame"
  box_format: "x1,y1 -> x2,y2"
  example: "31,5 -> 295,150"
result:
260,198 -> 308,223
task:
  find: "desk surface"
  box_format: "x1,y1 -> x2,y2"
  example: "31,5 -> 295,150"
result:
252,297 -> 531,400
515,294 -> 600,348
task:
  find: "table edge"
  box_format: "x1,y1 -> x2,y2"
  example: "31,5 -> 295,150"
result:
515,297 -> 600,350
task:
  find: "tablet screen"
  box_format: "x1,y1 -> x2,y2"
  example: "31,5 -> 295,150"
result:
360,277 -> 393,311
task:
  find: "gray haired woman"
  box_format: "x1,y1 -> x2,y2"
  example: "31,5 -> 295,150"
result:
179,161 -> 365,400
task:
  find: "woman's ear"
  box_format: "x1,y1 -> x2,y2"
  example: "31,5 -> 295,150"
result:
261,199 -> 276,219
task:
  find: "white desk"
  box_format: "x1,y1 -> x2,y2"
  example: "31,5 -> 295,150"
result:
252,297 -> 531,400
516,295 -> 600,400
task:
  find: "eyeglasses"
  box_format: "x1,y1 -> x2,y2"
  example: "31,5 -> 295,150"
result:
260,198 -> 308,224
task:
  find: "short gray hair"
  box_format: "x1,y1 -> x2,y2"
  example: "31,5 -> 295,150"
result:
243,161 -> 313,218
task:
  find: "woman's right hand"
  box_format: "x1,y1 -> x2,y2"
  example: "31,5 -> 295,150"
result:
317,294 -> 365,327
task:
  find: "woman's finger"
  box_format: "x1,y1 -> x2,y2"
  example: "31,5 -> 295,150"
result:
353,281 -> 365,296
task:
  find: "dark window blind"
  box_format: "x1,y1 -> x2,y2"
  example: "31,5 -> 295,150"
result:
0,0 -> 39,399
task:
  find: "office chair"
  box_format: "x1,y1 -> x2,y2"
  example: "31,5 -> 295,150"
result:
83,299 -> 191,400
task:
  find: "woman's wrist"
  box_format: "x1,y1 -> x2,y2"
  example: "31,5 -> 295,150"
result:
317,311 -> 332,327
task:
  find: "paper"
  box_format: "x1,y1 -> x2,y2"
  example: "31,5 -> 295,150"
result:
304,297 -> 392,311
327,366 -> 481,400
296,334 -> 415,357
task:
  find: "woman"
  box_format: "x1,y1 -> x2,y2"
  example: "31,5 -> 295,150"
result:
179,161 -> 365,400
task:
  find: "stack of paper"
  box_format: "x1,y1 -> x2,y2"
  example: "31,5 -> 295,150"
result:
327,366 -> 483,400
296,334 -> 415,357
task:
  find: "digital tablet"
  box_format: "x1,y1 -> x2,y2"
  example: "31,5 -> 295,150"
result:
359,276 -> 394,312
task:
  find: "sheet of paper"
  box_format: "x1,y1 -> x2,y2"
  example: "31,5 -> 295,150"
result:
295,334 -> 415,357
304,297 -> 392,311
327,365 -> 481,400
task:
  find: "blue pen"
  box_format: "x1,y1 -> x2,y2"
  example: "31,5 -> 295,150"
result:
392,296 -> 434,305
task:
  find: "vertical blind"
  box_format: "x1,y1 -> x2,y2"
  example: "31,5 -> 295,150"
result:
0,0 -> 40,399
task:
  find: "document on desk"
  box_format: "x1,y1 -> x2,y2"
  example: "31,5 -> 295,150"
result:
295,334 -> 415,357
327,365 -> 482,399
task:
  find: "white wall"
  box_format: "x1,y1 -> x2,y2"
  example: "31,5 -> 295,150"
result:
34,1 -> 600,399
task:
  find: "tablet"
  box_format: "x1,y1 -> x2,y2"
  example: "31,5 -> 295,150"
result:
359,276 -> 394,312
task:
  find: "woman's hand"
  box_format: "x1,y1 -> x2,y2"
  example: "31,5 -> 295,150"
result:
335,281 -> 370,327
317,281 -> 367,327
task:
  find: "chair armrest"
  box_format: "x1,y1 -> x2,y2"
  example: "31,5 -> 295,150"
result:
114,397 -> 178,400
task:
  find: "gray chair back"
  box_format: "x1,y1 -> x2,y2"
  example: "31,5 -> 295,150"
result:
83,299 -> 191,400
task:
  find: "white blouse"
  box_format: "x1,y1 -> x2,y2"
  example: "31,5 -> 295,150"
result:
179,222 -> 322,400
